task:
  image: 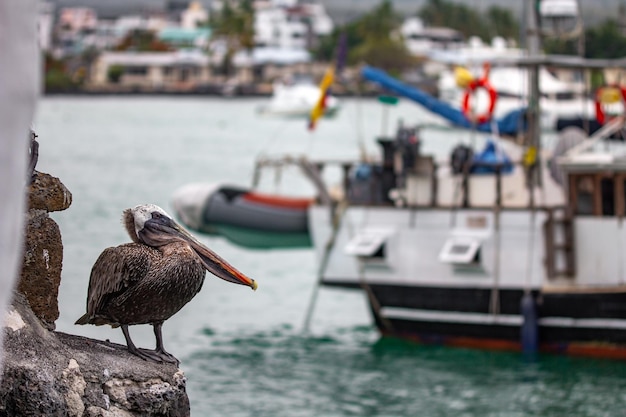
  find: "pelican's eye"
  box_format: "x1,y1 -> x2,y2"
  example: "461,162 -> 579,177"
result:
151,212 -> 162,219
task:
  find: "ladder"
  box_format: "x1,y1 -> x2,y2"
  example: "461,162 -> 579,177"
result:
543,208 -> 575,278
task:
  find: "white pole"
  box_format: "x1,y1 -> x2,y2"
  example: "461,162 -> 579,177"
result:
0,0 -> 40,373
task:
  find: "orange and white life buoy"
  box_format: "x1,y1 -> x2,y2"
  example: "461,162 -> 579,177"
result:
461,63 -> 497,125
595,85 -> 626,124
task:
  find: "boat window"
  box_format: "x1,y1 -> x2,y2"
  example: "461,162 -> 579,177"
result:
601,177 -> 615,216
573,175 -> 594,215
569,173 -> 623,217
439,237 -> 481,265
126,66 -> 147,75
344,228 -> 393,258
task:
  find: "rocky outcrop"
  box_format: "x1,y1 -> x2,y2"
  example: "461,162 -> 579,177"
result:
1,293 -> 189,417
18,171 -> 71,330
1,169 -> 190,416
28,171 -> 72,212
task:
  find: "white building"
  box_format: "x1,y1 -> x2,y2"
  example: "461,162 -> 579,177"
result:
37,2 -> 55,52
255,7 -> 307,49
254,0 -> 333,50
91,50 -> 211,90
181,1 -> 209,29
114,15 -> 172,38
57,7 -> 98,35
401,17 -> 464,57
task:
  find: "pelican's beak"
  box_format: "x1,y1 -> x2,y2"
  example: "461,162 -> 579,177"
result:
188,235 -> 258,291
141,215 -> 257,290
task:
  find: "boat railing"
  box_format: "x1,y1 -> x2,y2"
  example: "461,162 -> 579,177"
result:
251,153 -> 568,211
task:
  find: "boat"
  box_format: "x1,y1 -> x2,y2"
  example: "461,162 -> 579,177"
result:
171,182 -> 314,249
301,101 -> 626,359
296,4 -> 626,359
431,37 -> 599,132
257,78 -> 340,118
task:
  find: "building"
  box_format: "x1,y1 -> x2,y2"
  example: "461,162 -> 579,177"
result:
181,1 -> 209,29
254,0 -> 333,50
38,2 -> 55,52
54,7 -> 99,56
57,7 -> 98,34
401,17 -> 464,57
90,50 -> 211,91
158,27 -> 211,50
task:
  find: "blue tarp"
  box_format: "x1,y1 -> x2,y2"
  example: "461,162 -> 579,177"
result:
361,66 -> 527,136
471,139 -> 514,174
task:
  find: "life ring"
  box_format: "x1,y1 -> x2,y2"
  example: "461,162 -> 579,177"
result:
461,68 -> 498,125
595,85 -> 626,124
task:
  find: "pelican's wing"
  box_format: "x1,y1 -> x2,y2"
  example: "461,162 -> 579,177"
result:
85,243 -> 157,318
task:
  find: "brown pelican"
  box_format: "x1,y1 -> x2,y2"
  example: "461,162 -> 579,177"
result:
75,204 -> 257,364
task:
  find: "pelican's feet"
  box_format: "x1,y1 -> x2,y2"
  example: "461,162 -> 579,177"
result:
127,345 -> 164,363
155,348 -> 180,366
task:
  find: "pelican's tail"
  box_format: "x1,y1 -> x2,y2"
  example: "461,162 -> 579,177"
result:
75,314 -> 90,325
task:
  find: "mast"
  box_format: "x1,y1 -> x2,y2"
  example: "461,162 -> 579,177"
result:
526,0 -> 542,190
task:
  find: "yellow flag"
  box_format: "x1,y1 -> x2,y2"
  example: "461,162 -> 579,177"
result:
308,67 -> 335,130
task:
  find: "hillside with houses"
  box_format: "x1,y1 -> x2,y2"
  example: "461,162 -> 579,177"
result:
40,0 -> 474,95
40,0 -> 626,96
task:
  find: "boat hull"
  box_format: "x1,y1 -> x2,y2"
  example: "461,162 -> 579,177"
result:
310,204 -> 626,359
333,281 -> 626,359
172,183 -> 313,249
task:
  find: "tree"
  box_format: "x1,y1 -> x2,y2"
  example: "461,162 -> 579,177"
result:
543,19 -> 626,60
486,6 -> 519,41
114,29 -> 171,52
107,65 -> 124,83
418,0 -> 518,42
210,0 -> 256,76
585,19 -> 626,59
43,53 -> 76,92
313,1 -> 415,73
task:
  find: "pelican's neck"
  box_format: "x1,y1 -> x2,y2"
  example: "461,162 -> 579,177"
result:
122,209 -> 140,243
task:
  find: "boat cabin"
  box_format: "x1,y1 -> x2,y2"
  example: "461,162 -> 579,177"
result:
542,151 -> 626,284
342,124 -> 564,210
562,154 -> 626,217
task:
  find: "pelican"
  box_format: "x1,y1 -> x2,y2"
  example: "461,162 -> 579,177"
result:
75,204 -> 257,364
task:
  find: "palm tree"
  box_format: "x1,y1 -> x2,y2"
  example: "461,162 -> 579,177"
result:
211,0 -> 255,76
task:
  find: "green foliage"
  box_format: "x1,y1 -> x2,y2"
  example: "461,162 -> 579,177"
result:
44,53 -> 77,91
313,0 -> 414,73
211,0 -> 255,50
544,19 -> 626,60
107,65 -> 124,83
486,6 -> 520,41
115,29 -> 171,52
418,0 -> 519,41
45,68 -> 75,91
585,19 -> 626,59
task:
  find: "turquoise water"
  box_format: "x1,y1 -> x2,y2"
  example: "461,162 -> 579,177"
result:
34,97 -> 626,416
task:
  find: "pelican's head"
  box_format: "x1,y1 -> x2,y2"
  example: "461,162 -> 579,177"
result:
123,204 -> 257,291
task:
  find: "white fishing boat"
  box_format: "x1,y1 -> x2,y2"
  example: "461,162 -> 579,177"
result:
300,112 -> 626,359
295,3 -> 626,359
257,79 -> 340,118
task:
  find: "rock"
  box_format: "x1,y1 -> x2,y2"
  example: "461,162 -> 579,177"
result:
28,171 -> 72,212
18,170 -> 71,330
0,293 -> 190,417
18,209 -> 63,330
3,169 -> 190,415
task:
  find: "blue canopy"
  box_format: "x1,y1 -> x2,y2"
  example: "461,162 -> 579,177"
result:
361,66 -> 527,136
471,139 -> 514,174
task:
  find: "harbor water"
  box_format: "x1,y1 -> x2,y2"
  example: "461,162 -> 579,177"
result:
35,96 -> 626,416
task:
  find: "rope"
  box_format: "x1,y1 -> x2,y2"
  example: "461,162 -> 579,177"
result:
254,118 -> 292,162
302,201 -> 346,333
